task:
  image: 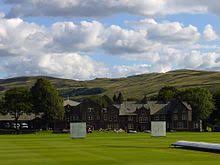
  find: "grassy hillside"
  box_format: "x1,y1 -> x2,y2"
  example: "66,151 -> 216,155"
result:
0,69 -> 220,99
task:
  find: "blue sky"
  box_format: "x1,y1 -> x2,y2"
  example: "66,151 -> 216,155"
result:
0,0 -> 220,80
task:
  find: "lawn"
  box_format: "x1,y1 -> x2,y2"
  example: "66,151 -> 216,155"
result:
0,132 -> 220,165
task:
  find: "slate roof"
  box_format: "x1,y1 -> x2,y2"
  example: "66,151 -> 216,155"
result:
0,113 -> 42,121
63,100 -> 81,107
115,101 -> 191,116
118,101 -> 138,116
182,102 -> 192,110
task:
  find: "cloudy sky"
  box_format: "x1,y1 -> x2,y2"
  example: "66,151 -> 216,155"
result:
0,0 -> 220,80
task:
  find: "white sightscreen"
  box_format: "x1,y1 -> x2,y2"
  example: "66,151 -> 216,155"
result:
70,122 -> 87,138
151,121 -> 166,137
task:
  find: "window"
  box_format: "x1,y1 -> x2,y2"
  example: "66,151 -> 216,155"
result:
88,108 -> 93,112
193,122 -> 199,129
88,116 -> 93,120
128,123 -> 134,130
128,116 -> 133,121
154,115 -> 159,121
139,117 -> 148,123
107,124 -> 114,129
102,108 -> 107,113
182,114 -> 187,120
160,114 -> 166,120
177,122 -> 183,128
103,114 -> 108,121
173,114 -> 178,120
96,115 -> 100,120
66,116 -> 70,122
167,123 -> 170,129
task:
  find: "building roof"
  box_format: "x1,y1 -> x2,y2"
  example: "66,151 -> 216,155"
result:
114,100 -> 191,116
117,101 -> 138,116
63,100 -> 81,107
0,113 -> 42,121
182,102 -> 192,111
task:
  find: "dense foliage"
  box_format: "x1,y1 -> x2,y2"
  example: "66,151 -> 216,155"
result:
158,86 -> 178,102
1,87 -> 32,132
62,87 -> 105,97
178,88 -> 215,120
31,78 -> 64,129
87,95 -> 113,107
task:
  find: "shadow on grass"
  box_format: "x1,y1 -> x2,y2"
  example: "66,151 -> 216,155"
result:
101,145 -> 169,149
170,146 -> 220,154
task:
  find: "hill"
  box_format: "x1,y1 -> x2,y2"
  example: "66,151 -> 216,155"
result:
0,69 -> 220,100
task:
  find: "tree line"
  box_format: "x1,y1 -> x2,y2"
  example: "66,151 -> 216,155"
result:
157,86 -> 220,129
0,77 -> 219,132
0,78 -> 64,132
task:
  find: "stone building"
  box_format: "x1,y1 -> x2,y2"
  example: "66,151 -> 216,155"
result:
63,99 -> 200,131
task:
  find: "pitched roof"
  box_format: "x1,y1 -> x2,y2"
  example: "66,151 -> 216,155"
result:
0,113 -> 42,121
114,100 -> 190,116
117,101 -> 138,116
182,102 -> 192,110
63,100 -> 81,107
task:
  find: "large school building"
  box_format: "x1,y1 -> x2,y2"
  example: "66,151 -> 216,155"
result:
64,99 -> 200,131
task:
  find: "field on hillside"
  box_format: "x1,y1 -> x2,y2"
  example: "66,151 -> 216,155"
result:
0,132 -> 220,165
1,70 -> 220,99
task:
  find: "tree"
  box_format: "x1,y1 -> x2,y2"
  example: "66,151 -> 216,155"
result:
179,88 -> 215,121
140,95 -> 148,104
0,98 -> 5,114
158,86 -> 178,102
3,87 -> 32,132
210,87 -> 220,124
31,78 -> 64,129
113,94 -> 117,103
117,92 -> 124,104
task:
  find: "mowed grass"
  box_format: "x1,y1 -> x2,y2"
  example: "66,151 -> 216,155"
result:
0,132 -> 220,165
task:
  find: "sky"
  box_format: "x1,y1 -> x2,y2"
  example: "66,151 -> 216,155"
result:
0,0 -> 220,80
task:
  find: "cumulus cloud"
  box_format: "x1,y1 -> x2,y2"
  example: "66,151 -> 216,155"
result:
49,21 -> 104,52
3,0 -> 219,18
0,17 -> 109,79
113,64 -> 151,77
113,50 -> 220,77
0,16 -> 219,79
135,19 -> 200,44
1,53 -> 109,80
203,24 -> 218,41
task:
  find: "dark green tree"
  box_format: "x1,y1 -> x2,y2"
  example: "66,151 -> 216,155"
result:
141,95 -> 148,104
210,87 -> 220,124
113,94 -> 117,103
117,92 -> 124,104
0,98 -> 5,114
2,87 -> 32,132
179,88 -> 215,121
31,78 -> 64,129
158,86 -> 178,102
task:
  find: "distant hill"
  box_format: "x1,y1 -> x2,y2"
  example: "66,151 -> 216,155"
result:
0,69 -> 220,100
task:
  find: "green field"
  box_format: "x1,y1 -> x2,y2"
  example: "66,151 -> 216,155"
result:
0,132 -> 220,165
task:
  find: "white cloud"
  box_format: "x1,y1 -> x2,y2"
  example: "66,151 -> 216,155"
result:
136,19 -> 200,44
49,21 -> 104,52
4,0 -> 219,18
0,16 -> 219,79
113,64 -> 151,77
203,24 -> 218,41
38,53 -> 109,80
1,53 -> 109,80
0,17 -> 108,79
